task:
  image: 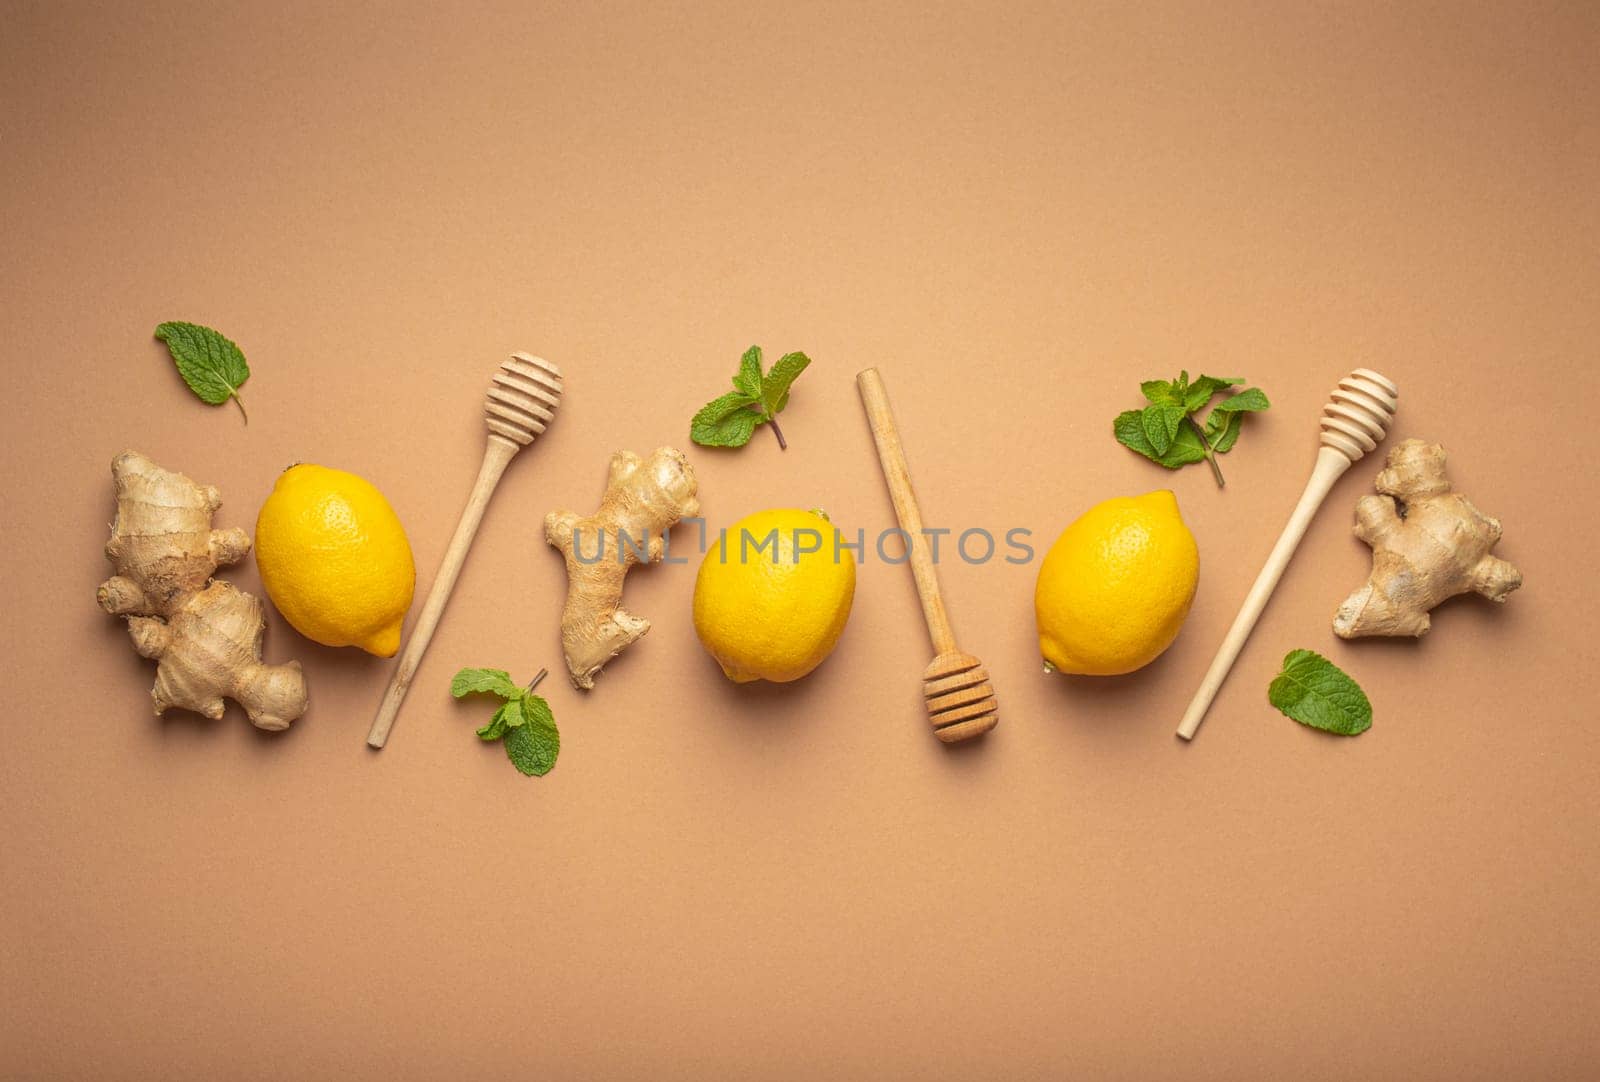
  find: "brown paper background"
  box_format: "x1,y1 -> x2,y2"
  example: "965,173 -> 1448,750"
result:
3,2 -> 1597,1078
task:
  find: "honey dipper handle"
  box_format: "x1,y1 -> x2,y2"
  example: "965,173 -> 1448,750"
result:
856,368 -> 958,656
1176,447 -> 1350,741
368,434 -> 520,749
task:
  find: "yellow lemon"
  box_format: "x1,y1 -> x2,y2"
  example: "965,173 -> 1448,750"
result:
693,508 -> 856,683
255,464 -> 416,656
1034,490 -> 1198,675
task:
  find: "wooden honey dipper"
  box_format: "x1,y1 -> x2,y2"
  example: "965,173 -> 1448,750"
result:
857,368 -> 998,743
1176,368 -> 1398,741
367,352 -> 563,749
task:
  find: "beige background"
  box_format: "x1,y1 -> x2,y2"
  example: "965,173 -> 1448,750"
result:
2,1 -> 1597,1078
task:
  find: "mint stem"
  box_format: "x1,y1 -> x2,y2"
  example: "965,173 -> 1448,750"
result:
768,415 -> 788,451
1187,416 -> 1224,488
524,668 -> 548,694
231,391 -> 249,426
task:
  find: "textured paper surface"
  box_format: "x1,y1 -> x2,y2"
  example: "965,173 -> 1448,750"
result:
2,2 -> 1597,1078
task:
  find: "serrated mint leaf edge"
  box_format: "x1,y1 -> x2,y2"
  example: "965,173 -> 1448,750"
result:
1184,375 -> 1243,412
451,667 -> 521,699
1215,387 -> 1270,413
1140,379 -> 1177,405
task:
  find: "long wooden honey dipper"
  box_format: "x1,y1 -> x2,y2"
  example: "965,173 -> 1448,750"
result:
1176,369 -> 1398,741
367,352 -> 563,749
857,368 -> 998,743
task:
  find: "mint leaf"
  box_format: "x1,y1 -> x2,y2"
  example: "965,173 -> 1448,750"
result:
519,694 -> 555,729
1268,650 -> 1372,736
502,697 -> 531,728
1141,404 -> 1171,454
1141,403 -> 1184,454
1115,371 -> 1268,487
154,321 -> 251,423
1158,404 -> 1185,443
451,667 -> 521,700
691,345 -> 811,451
1154,421 -> 1208,467
1115,410 -> 1204,468
1215,387 -> 1270,413
1184,375 -> 1243,412
476,702 -> 515,741
1205,409 -> 1243,453
733,346 -> 764,399
761,351 -> 810,416
1140,379 -> 1178,405
691,391 -> 764,447
1196,386 -> 1268,456
504,698 -> 560,776
1114,410 -> 1159,460
459,669 -> 560,774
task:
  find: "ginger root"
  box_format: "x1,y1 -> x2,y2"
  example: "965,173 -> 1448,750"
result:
1333,439 -> 1521,638
546,447 -> 700,688
98,452 -> 307,730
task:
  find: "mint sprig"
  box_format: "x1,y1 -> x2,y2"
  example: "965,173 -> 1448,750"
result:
691,345 -> 811,450
154,321 -> 252,424
1113,371 -> 1269,486
1267,649 -> 1372,736
451,667 -> 561,776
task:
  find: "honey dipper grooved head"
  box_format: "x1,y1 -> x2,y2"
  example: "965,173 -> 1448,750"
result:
486,352 -> 563,446
1319,368 -> 1398,463
923,652 -> 998,742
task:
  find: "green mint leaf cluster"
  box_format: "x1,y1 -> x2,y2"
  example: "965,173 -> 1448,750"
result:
451,667 -> 560,776
1267,649 -> 1372,736
154,321 -> 252,424
691,345 -> 811,450
1112,371 -> 1269,486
